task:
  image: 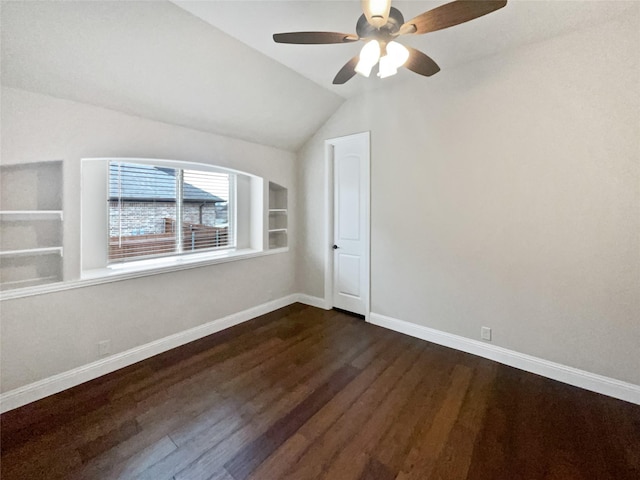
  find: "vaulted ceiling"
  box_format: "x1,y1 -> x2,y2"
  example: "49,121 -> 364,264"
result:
0,0 -> 343,151
174,0 -> 637,99
2,1 -> 636,152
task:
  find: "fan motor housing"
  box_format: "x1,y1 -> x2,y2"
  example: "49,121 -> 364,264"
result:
356,7 -> 405,40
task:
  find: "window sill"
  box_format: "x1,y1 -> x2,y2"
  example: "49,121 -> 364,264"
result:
0,247 -> 289,301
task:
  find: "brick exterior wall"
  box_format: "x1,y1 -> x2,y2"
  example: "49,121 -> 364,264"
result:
109,201 -> 221,236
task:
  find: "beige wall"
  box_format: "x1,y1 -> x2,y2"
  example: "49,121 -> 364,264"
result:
298,10 -> 640,385
0,87 -> 297,392
2,7 -> 639,397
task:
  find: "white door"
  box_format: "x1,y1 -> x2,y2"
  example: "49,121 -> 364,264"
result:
331,133 -> 369,316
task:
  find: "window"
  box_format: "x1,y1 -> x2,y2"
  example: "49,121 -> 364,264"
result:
81,157 -> 269,278
108,161 -> 235,263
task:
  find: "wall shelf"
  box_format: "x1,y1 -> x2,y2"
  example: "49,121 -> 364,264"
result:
1,161 -> 64,291
268,182 -> 288,250
0,210 -> 64,221
0,247 -> 64,258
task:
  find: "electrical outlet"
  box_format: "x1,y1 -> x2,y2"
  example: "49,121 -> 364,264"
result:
481,327 -> 492,341
98,340 -> 111,356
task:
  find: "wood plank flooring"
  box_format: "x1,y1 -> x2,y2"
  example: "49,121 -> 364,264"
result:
1,303 -> 639,479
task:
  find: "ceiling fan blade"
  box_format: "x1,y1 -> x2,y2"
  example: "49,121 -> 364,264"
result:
333,56 -> 359,85
404,47 -> 441,77
273,32 -> 358,44
400,0 -> 507,35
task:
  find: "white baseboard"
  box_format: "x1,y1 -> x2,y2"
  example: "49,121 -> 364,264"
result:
295,293 -> 330,310
9,300 -> 634,413
369,312 -> 640,405
0,294 -> 300,413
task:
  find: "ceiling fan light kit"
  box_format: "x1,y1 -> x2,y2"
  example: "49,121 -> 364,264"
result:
354,40 -> 380,77
378,41 -> 410,78
273,0 -> 508,85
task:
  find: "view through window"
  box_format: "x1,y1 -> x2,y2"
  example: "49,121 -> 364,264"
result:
108,161 -> 234,263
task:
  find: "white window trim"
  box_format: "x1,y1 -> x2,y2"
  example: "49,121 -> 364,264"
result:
84,246 -> 285,280
82,157 -> 262,270
0,157 -> 286,301
0,247 -> 288,301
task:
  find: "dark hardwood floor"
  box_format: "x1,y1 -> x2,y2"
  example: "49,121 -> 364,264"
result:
1,303 -> 639,479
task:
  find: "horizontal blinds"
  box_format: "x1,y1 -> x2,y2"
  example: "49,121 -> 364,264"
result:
182,169 -> 234,253
108,162 -> 178,262
108,162 -> 235,264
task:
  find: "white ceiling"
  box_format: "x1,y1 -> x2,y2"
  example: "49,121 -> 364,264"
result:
2,1 -> 636,152
0,0 -> 343,151
173,0 -> 638,99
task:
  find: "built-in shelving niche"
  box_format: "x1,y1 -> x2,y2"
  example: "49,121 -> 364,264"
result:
268,182 -> 287,249
0,161 -> 64,291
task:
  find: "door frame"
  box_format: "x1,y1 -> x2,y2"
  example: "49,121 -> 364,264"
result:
323,131 -> 371,320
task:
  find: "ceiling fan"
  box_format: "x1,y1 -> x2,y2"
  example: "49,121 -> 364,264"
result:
273,0 -> 507,84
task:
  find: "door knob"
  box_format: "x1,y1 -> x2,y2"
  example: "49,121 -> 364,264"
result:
332,244 -> 340,250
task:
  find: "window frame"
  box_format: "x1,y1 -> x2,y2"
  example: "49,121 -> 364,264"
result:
81,157 -> 270,280
107,161 -> 237,265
